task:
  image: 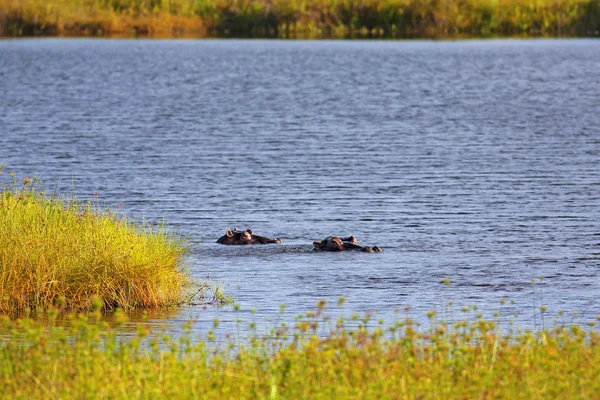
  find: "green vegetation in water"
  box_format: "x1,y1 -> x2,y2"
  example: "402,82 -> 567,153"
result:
1,301 -> 599,399
1,0 -> 599,38
0,167 -> 194,315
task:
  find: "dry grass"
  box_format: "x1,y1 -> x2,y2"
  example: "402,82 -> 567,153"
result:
0,0 -> 205,36
0,169 -> 192,315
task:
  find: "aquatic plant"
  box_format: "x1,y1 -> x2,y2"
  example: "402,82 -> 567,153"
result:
1,0 -> 599,38
0,302 -> 598,399
0,168 -> 193,314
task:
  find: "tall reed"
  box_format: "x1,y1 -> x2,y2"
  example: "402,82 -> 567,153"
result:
0,170 -> 192,315
0,303 -> 598,399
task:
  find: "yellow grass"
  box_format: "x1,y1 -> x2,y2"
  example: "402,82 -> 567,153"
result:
0,169 -> 193,315
0,303 -> 599,399
0,0 -> 205,36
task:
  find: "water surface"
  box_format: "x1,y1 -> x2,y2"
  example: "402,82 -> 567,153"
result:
1,39 -> 599,335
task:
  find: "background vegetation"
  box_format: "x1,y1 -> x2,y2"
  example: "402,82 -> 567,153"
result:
0,169 -> 192,315
1,303 -> 599,399
1,0 -> 599,38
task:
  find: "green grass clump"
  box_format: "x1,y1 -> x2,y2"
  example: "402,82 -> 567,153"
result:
0,304 -> 599,399
0,171 -> 192,314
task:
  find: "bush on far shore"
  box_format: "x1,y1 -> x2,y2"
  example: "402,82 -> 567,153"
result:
1,0 -> 600,38
0,169 -> 192,315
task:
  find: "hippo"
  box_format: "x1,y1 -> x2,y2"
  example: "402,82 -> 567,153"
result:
216,228 -> 282,245
312,236 -> 382,253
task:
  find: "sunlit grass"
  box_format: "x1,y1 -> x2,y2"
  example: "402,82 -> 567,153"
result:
0,0 -> 205,37
0,168 -> 193,315
0,302 -> 599,399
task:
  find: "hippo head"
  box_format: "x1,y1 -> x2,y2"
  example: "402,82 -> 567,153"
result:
216,229 -> 253,245
217,228 -> 282,245
314,235 -> 382,252
313,236 -> 345,251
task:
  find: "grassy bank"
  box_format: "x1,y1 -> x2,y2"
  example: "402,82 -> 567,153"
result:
1,0 -> 599,38
0,169 -> 192,315
1,304 -> 599,399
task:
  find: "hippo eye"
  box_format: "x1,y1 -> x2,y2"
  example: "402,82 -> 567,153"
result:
246,229 -> 253,235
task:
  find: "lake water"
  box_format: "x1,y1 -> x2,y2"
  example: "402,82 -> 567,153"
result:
1,38 -> 599,336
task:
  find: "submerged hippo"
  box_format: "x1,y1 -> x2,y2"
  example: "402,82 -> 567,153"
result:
313,236 -> 382,253
216,228 -> 282,245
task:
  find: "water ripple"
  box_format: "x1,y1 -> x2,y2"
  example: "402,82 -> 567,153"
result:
1,39 -> 599,332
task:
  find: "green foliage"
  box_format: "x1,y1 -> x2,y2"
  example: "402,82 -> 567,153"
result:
0,170 -> 193,314
1,0 -> 599,37
0,306 -> 599,398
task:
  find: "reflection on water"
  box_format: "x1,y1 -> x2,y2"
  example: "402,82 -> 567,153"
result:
1,39 -> 599,335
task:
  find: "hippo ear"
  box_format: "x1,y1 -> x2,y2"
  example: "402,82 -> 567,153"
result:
246,229 -> 253,235
226,229 -> 233,237
313,241 -> 322,247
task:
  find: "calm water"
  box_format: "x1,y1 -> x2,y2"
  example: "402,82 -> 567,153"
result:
1,39 -> 599,335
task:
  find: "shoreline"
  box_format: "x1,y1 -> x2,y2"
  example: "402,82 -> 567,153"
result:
2,0 -> 599,40
1,33 -> 598,40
